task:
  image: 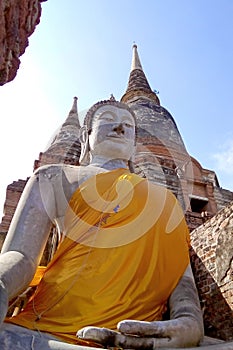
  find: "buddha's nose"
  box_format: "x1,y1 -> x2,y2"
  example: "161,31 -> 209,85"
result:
113,123 -> 124,135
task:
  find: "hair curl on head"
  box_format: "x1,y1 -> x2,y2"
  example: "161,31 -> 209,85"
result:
84,99 -> 137,135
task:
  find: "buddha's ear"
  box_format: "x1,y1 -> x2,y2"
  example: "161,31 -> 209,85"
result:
128,146 -> 136,173
79,126 -> 89,144
79,126 -> 91,165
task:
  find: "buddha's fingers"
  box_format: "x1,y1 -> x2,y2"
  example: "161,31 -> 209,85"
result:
77,326 -> 171,349
115,334 -> 171,349
77,327 -> 119,346
118,319 -> 176,337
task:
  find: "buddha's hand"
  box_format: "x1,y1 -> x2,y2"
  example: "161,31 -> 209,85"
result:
77,318 -> 202,349
0,280 -> 9,326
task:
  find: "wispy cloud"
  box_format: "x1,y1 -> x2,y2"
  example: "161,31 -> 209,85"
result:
213,138 -> 233,174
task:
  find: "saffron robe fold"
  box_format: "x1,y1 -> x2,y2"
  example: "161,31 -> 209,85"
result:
6,168 -> 190,346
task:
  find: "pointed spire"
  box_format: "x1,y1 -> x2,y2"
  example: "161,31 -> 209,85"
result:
121,44 -> 160,105
62,96 -> 80,128
131,44 -> 143,71
40,97 -> 81,166
69,96 -> 78,115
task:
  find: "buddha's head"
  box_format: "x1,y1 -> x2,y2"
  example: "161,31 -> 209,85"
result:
80,99 -> 137,170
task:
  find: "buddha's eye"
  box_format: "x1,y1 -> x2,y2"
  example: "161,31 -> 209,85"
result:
124,122 -> 133,128
100,114 -> 114,122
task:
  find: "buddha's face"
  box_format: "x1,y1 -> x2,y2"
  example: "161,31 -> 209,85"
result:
88,105 -> 136,162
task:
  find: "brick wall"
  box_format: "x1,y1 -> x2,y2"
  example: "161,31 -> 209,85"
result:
0,179 -> 28,246
0,0 -> 46,85
190,201 -> 233,340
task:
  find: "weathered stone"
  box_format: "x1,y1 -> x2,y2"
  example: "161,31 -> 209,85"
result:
0,0 -> 46,85
191,202 -> 233,341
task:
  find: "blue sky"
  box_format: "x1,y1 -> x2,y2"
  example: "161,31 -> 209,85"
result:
0,0 -> 233,214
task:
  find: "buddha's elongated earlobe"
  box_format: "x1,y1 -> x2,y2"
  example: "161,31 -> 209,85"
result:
128,146 -> 136,173
79,126 -> 91,165
128,159 -> 135,173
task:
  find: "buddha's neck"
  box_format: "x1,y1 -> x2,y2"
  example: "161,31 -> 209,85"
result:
89,156 -> 128,170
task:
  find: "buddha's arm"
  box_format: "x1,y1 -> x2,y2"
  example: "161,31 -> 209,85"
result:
0,167 -> 55,324
167,264 -> 204,344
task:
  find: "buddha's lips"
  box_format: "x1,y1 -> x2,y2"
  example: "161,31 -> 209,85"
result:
106,133 -> 126,140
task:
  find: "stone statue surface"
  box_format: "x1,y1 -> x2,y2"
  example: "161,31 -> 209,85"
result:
0,100 -> 204,349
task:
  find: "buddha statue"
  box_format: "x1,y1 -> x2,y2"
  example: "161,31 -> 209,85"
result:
0,100 -> 204,349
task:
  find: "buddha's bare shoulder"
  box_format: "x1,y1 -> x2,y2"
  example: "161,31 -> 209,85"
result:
32,164 -> 108,223
34,164 -> 79,181
33,163 -> 108,200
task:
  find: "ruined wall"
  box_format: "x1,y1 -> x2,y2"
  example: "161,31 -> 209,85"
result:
0,179 -> 28,246
0,0 -> 46,85
190,201 -> 233,341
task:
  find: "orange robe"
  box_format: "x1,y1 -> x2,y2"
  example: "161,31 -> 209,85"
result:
6,168 -> 190,346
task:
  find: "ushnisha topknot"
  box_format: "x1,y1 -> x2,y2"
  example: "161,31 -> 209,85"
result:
83,99 -> 137,133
